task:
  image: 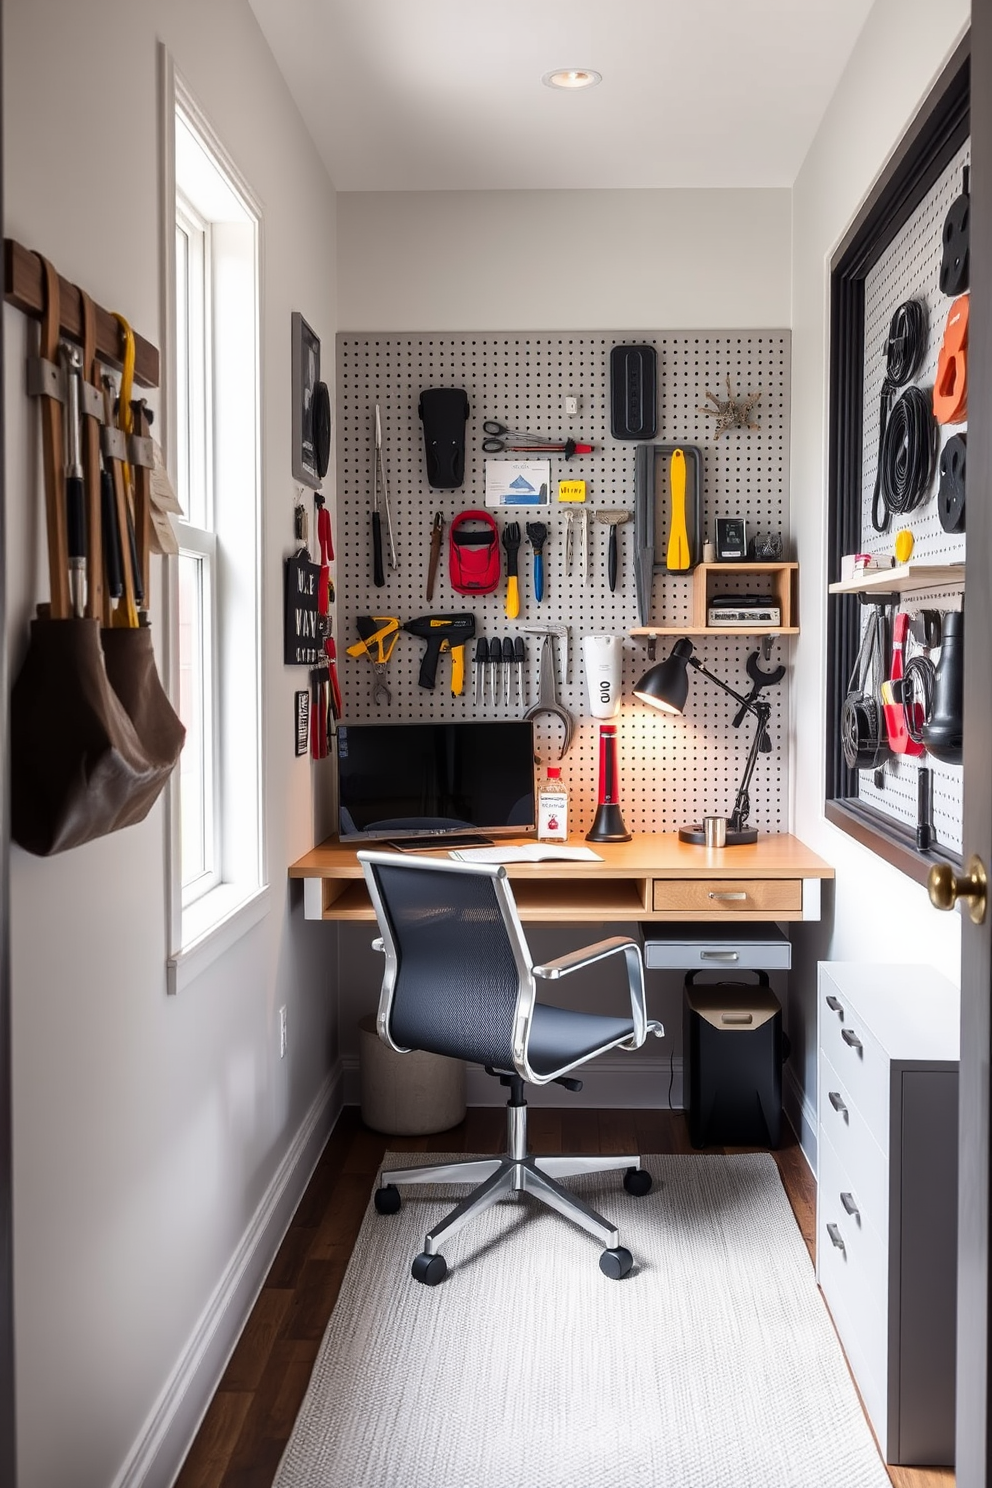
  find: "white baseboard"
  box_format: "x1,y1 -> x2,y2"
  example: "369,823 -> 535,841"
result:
783,1064 -> 817,1173
113,1064 -> 345,1488
342,1053 -> 682,1110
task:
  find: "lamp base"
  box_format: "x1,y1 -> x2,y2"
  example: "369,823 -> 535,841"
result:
586,803 -> 632,843
678,823 -> 758,846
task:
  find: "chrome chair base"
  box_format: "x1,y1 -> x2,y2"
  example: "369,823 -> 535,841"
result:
376,1099 -> 649,1276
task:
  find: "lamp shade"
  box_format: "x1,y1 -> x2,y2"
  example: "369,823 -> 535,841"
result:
633,638 -> 694,714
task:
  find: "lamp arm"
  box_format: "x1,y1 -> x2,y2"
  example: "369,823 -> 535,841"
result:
687,656 -> 754,714
729,701 -> 771,833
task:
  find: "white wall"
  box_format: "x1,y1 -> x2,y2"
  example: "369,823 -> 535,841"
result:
338,188 -> 792,330
788,0 -> 969,1148
4,3 -> 339,1485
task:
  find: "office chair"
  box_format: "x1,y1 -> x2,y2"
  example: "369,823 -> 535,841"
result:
359,851 -> 664,1285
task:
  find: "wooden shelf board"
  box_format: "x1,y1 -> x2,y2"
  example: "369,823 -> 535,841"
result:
828,562 -> 965,595
631,626 -> 799,638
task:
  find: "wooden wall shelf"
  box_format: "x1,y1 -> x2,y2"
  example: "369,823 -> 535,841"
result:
828,562 -> 964,597
632,561 -> 799,637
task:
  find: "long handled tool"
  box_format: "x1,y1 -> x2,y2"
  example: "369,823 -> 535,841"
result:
525,521 -> 548,602
60,344 -> 86,617
666,449 -> 690,571
502,521 -> 521,617
595,509 -> 631,592
371,402 -> 397,584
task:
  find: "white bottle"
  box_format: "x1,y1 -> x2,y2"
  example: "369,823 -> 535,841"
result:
537,767 -> 569,842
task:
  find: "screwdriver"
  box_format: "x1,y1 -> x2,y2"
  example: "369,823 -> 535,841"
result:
514,635 -> 526,703
474,636 -> 488,705
488,636 -> 502,707
502,636 -> 514,705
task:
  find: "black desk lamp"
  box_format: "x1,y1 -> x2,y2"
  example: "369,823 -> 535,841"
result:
633,638 -> 771,846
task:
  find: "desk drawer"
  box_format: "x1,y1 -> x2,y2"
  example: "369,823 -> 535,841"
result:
651,878 -> 802,915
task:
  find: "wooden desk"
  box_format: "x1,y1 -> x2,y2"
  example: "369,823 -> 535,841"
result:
289,833 -> 833,924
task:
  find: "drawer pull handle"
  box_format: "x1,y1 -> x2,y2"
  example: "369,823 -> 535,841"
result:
826,1222 -> 846,1253
840,1028 -> 863,1050
700,950 -> 739,960
828,1091 -> 847,1115
840,1192 -> 860,1219
825,995 -> 844,1015
708,891 -> 748,901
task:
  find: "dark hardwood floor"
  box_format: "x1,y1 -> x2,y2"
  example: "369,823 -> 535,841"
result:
174,1106 -> 953,1488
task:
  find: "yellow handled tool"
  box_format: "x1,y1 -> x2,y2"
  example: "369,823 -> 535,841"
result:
666,448 -> 690,571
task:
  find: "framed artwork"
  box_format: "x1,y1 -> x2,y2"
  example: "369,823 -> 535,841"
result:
292,311 -> 321,487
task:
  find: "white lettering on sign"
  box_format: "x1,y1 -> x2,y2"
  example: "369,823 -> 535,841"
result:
295,608 -> 319,638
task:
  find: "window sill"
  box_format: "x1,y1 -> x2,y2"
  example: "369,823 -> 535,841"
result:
168,883 -> 271,995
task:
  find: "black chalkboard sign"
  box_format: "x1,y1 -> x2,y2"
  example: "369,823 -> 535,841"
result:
284,551 -> 323,665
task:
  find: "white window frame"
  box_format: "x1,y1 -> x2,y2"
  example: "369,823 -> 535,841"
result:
160,48 -> 269,994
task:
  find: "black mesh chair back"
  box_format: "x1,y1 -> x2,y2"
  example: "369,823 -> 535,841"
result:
367,858 -> 522,1069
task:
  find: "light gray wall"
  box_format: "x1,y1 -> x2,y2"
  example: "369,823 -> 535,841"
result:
787,0 -> 968,1153
3,2 -> 339,1485
337,187 -> 793,330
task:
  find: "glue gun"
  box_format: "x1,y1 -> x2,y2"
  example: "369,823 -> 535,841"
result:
403,613 -> 476,693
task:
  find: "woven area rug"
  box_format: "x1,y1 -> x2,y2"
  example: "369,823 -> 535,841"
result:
275,1153 -> 890,1488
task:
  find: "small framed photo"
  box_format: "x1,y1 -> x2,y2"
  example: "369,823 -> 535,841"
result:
291,312 -> 321,488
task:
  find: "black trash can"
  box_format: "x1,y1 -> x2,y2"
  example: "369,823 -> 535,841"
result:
684,970 -> 783,1148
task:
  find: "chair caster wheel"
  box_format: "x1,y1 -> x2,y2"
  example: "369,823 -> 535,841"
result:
412,1252 -> 447,1286
624,1167 -> 652,1197
599,1245 -> 633,1280
374,1184 -> 401,1215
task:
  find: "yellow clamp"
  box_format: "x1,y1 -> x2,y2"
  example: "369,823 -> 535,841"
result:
347,616 -> 400,664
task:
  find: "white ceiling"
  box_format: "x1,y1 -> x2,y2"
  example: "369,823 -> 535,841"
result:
248,0 -> 876,192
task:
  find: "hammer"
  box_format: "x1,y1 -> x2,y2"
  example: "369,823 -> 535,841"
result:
595,509 -> 632,592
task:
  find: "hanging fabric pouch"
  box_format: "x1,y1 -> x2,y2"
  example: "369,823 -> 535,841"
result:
419,387 -> 469,488
10,256 -> 184,855
448,509 -> 500,594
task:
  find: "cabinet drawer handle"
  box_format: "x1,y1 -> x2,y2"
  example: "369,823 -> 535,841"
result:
700,950 -> 740,960
840,1028 -> 863,1050
826,1222 -> 846,1253
708,891 -> 747,901
840,1192 -> 860,1219
825,995 -> 844,1015
828,1091 -> 847,1115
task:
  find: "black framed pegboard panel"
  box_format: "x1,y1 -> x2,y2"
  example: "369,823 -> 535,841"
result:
335,330 -> 791,837
853,138 -> 968,857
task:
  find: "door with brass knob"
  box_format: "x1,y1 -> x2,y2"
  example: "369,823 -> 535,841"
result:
928,856 -> 989,925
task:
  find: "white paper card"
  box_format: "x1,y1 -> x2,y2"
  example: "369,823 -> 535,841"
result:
484,459 -> 551,507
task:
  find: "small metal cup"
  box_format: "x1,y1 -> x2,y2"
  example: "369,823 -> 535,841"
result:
703,815 -> 727,848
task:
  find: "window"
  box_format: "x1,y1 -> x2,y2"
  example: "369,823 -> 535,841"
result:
166,78 -> 266,988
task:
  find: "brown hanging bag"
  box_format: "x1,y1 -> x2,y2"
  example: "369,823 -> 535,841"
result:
10,256 -> 184,855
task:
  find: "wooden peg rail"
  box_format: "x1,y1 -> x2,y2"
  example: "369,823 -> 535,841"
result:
4,239 -> 160,389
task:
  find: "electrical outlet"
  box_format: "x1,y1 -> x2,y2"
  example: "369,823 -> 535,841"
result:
279,1005 -> 288,1059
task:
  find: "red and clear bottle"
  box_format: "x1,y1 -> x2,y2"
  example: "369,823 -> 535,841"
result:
537,766 -> 569,843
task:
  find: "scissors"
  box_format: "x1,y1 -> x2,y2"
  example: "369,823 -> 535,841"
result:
482,420 -> 594,457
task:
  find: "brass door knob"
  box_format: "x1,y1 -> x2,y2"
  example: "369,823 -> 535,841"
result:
928,856 -> 988,924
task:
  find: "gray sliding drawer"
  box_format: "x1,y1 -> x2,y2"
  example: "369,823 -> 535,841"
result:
642,922 -> 791,971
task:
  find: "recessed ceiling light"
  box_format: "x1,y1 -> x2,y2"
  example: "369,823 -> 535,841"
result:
542,68 -> 602,90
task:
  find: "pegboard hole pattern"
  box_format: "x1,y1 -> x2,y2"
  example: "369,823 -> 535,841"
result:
855,142 -> 968,854
335,332 -> 790,836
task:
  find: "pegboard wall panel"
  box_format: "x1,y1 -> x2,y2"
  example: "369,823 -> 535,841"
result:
335,331 -> 790,837
855,140 -> 968,854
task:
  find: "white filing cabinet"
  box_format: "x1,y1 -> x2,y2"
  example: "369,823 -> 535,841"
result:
816,962 -> 959,1466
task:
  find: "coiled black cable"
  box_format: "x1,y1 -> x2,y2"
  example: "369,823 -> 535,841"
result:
902,653 -> 936,745
878,386 -> 937,522
871,299 -> 929,532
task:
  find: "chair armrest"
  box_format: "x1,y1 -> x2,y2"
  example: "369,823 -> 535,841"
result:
533,935 -> 638,979
371,937 -> 385,954
533,936 -> 659,1048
